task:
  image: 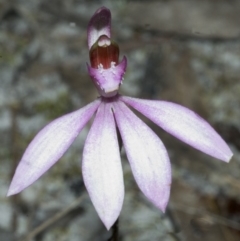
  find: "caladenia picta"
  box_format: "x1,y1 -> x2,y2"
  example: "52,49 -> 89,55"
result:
8,6 -> 233,231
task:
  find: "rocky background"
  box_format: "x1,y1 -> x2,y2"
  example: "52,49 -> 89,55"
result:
0,0 -> 240,240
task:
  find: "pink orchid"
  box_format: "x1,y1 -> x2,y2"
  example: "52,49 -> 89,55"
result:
8,7 -> 233,230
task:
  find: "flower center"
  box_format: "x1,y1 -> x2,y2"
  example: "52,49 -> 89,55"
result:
89,35 -> 119,69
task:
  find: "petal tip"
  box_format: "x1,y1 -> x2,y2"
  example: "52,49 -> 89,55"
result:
7,185 -> 20,197
147,184 -> 171,213
95,6 -> 110,16
103,221 -> 113,231
160,206 -> 167,214
223,150 -> 233,163
214,142 -> 233,163
94,206 -> 121,231
154,190 -> 170,213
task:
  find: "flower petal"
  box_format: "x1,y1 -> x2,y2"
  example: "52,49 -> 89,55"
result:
113,101 -> 171,212
88,7 -> 111,49
82,101 -> 124,230
87,56 -> 127,97
7,99 -> 101,196
121,96 -> 233,162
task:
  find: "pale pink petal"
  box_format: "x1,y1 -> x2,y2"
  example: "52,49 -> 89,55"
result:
82,101 -> 124,230
88,7 -> 111,49
113,101 -> 171,212
87,56 -> 127,97
7,99 -> 101,196
121,96 -> 233,162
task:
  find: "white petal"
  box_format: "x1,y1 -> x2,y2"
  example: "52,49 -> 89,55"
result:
82,101 -> 124,230
121,96 -> 233,162
114,101 -> 171,212
7,99 -> 101,196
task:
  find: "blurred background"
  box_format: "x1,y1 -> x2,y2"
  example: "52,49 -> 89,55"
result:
0,0 -> 240,240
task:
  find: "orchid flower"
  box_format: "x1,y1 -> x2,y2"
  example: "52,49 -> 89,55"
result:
8,7 -> 233,230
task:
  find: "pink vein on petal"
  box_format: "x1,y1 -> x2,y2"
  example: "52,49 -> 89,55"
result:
82,101 -> 124,230
7,99 -> 101,196
121,96 -> 233,162
113,100 -> 171,212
